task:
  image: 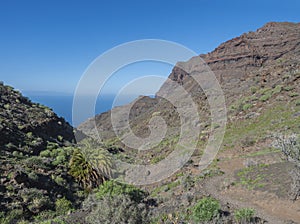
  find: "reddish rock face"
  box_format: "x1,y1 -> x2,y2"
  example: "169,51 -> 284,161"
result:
158,22 -> 300,103
78,22 -> 300,142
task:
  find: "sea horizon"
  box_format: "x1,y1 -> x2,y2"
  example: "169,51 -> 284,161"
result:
22,91 -> 140,127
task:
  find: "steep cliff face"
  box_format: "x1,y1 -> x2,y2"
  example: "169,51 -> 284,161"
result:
158,22 -> 300,101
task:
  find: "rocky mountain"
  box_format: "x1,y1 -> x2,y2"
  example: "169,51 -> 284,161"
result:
161,22 -> 300,101
78,21 -> 300,157
77,22 -> 300,223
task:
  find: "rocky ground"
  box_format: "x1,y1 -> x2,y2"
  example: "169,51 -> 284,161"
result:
0,83 -> 84,222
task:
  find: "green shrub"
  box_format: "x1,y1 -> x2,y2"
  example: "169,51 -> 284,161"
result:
53,175 -> 66,186
36,216 -> 66,224
234,208 -> 255,223
0,209 -> 23,224
258,87 -> 272,95
33,210 -> 56,222
52,155 -> 66,166
40,150 -> 51,157
57,135 -> 63,142
17,220 -> 29,224
12,151 -> 23,158
272,85 -> 282,94
95,180 -> 147,203
28,171 -> 39,181
84,194 -> 149,224
4,104 -> 10,109
17,125 -> 25,130
23,156 -> 48,170
26,132 -> 33,139
46,142 -> 59,150
20,188 -> 51,213
6,142 -> 17,149
250,86 -> 257,94
20,188 -> 44,203
28,197 -> 50,213
259,94 -> 271,102
242,103 -> 252,111
55,197 -> 73,215
289,92 -> 299,97
283,85 -> 294,91
192,197 -> 220,222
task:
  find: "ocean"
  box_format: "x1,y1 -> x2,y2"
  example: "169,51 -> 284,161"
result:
26,94 -> 134,127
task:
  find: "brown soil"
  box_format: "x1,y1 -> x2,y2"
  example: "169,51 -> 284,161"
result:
202,152 -> 300,223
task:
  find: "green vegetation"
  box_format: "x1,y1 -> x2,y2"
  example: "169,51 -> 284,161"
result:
151,211 -> 188,224
35,217 -> 66,224
273,134 -> 300,200
83,181 -> 149,224
237,164 -> 268,190
84,194 -> 149,224
234,208 -> 255,223
243,147 -> 280,157
69,140 -> 113,190
192,197 -> 220,222
150,155 -> 165,164
230,84 -> 287,113
242,103 -> 253,111
272,85 -> 282,94
94,180 -> 147,203
259,94 -> 271,102
150,180 -> 181,197
0,210 -> 23,224
250,86 -> 258,94
283,85 -> 294,91
289,92 -> 299,97
55,197 -> 73,216
39,143 -> 74,167
224,102 -> 300,150
229,97 -> 254,112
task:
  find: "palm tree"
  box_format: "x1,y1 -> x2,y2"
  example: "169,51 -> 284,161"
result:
69,139 -> 114,190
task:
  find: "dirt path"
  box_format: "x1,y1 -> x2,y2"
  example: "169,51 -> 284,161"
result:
201,153 -> 300,223
204,175 -> 300,223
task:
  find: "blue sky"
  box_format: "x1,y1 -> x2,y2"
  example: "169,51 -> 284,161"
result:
0,0 -> 300,95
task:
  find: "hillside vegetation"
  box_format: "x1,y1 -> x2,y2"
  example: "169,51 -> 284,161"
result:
1,22 -> 300,223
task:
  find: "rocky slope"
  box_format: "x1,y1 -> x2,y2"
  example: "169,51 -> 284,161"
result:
0,82 -> 75,154
0,83 -> 82,222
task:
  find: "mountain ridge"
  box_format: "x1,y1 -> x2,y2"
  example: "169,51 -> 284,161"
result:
78,21 -> 300,139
